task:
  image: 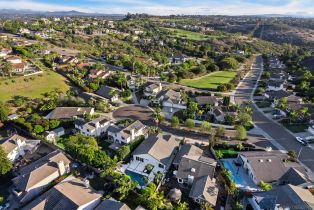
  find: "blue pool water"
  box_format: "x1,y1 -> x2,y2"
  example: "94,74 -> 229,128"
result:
125,170 -> 146,187
223,160 -> 247,186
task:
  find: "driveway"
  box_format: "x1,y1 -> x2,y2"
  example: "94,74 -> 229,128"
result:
235,55 -> 314,173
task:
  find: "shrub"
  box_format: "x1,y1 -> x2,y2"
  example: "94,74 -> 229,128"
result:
171,116 -> 179,127
185,118 -> 195,129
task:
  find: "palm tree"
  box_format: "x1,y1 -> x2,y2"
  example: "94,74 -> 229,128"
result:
1,62 -> 14,77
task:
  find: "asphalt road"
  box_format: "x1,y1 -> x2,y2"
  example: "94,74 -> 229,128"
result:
234,55 -> 314,173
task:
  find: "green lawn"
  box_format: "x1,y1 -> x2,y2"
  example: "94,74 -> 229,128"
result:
214,149 -> 238,159
162,27 -> 216,41
180,71 -> 237,90
0,70 -> 70,102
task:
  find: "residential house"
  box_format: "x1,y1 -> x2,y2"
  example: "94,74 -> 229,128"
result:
174,144 -> 218,206
209,106 -> 237,123
44,127 -> 65,144
267,80 -> 285,91
189,175 -> 219,206
6,56 -> 27,73
143,82 -> 162,97
247,184 -> 314,210
78,92 -> 109,103
88,69 -> 110,80
195,95 -> 219,107
169,54 -> 189,65
75,117 -> 111,137
96,85 -> 120,102
22,176 -> 103,210
13,40 -> 32,47
107,120 -> 148,144
12,150 -> 71,204
286,95 -> 304,112
236,151 -> 290,185
45,107 -> 94,120
0,134 -> 27,162
127,133 -> 179,184
265,90 -> 292,101
0,47 -> 12,57
57,55 -> 79,65
175,145 -> 216,185
155,90 -> 187,119
95,198 -> 131,210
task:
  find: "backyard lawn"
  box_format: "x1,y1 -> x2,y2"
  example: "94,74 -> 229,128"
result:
162,27 -> 216,41
180,71 -> 237,90
0,70 -> 70,102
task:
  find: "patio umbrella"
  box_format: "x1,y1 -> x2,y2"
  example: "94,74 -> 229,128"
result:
167,188 -> 182,203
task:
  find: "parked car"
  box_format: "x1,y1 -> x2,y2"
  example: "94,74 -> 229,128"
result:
295,137 -> 308,146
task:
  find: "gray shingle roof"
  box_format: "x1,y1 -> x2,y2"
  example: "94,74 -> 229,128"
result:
252,184 -> 314,210
189,175 -> 218,206
96,85 -> 120,100
45,107 -> 94,119
22,176 -> 102,210
239,151 -> 289,183
95,198 -> 131,210
132,133 -> 179,166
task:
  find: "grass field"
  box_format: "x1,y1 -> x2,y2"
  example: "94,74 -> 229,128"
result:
0,70 -> 70,102
162,27 -> 215,41
180,71 -> 237,90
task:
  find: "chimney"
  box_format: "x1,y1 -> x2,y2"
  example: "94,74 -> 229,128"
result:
57,160 -> 65,176
83,178 -> 90,188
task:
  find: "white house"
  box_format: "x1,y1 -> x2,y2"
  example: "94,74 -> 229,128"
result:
75,117 -> 111,137
0,48 -> 12,57
143,82 -> 162,97
155,90 -> 187,119
267,80 -> 285,91
107,120 -> 148,144
127,133 -> 179,185
0,134 -> 27,162
44,127 -> 65,143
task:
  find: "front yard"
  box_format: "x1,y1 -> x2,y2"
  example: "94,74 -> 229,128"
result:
282,122 -> 309,133
180,71 -> 237,90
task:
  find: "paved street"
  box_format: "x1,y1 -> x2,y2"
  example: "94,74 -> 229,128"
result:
234,55 -> 314,173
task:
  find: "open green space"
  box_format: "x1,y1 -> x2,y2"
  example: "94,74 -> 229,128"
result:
162,27 -> 216,41
0,70 -> 70,102
180,71 -> 237,90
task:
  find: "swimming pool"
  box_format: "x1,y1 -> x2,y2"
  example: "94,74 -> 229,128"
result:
223,160 -> 248,186
125,170 -> 147,187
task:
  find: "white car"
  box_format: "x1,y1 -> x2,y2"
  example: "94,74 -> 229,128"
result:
296,137 -> 308,146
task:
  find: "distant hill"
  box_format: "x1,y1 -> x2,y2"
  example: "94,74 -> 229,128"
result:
0,9 -> 124,17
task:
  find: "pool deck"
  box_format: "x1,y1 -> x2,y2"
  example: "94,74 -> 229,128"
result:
223,159 -> 260,191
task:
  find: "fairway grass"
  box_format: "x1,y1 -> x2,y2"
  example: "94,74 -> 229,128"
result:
0,70 -> 70,102
180,71 -> 237,90
162,27 -> 216,41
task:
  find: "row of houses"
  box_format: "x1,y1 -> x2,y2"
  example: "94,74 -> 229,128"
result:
0,134 -> 132,210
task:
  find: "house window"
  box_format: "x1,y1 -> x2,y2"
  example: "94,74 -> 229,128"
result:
136,157 -> 144,162
158,164 -> 164,169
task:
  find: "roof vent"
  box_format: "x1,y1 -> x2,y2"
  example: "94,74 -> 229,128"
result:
191,168 -> 196,173
259,159 -> 264,163
77,108 -> 81,111
267,159 -> 272,162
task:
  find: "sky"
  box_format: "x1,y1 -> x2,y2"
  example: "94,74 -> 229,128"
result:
1,0 -> 314,16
